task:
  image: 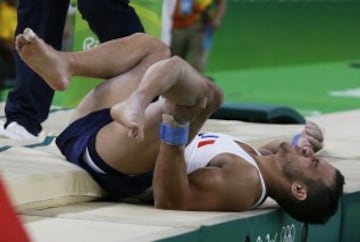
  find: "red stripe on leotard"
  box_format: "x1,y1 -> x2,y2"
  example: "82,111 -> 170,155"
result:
197,140 -> 215,148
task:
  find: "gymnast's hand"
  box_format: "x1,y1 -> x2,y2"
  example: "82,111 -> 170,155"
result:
295,121 -> 324,153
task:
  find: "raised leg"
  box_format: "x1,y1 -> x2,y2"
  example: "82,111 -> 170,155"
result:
110,55 -> 223,142
15,28 -> 170,90
95,55 -> 223,174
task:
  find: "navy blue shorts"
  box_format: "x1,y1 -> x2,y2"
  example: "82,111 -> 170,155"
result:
56,109 -> 153,199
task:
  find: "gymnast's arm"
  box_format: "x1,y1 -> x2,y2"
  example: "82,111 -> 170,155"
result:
152,143 -> 258,211
258,121 -> 324,155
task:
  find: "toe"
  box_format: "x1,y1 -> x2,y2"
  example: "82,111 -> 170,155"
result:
23,28 -> 37,42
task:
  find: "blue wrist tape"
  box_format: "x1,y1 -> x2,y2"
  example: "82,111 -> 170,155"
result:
160,121 -> 189,146
291,133 -> 301,146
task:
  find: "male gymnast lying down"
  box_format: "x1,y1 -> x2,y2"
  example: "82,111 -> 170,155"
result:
15,28 -> 344,224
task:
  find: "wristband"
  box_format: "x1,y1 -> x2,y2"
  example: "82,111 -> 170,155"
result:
291,133 -> 301,147
160,121 -> 189,146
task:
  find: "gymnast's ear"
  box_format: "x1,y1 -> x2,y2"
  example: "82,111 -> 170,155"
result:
291,182 -> 307,201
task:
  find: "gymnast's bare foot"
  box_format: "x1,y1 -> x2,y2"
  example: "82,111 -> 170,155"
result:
110,94 -> 147,142
15,28 -> 70,90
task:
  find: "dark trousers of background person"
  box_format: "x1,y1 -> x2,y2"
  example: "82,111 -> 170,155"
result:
4,0 -> 144,136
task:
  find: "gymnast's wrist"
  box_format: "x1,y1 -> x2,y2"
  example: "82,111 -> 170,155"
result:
160,113 -> 189,146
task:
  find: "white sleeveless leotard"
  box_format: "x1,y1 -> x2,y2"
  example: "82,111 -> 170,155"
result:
184,132 -> 267,208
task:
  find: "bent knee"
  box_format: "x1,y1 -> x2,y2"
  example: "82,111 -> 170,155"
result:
134,33 -> 171,60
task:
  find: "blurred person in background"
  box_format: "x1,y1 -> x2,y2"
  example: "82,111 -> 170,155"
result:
0,0 -> 17,90
170,0 -> 226,73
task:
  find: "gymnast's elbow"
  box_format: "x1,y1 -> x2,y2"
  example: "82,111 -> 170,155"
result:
154,196 -> 187,210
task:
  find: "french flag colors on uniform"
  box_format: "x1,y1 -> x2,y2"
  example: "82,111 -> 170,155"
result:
0,177 -> 30,242
197,133 -> 219,148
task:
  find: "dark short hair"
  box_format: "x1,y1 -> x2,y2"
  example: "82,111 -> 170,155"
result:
277,169 -> 345,224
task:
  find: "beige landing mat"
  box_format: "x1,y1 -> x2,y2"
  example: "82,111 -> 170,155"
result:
203,109 -> 360,159
0,105 -> 359,241
21,202 -> 274,242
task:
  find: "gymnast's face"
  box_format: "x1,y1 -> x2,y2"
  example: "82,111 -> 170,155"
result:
276,142 -> 336,187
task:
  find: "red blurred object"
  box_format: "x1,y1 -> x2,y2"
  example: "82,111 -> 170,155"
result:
0,177 -> 30,242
